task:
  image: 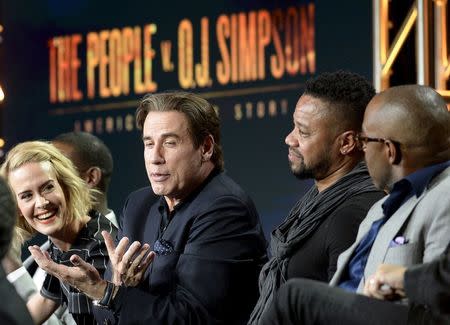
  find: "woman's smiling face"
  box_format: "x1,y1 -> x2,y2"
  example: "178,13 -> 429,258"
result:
9,161 -> 68,240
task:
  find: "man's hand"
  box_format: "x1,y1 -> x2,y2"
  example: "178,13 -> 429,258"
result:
28,245 -> 107,300
363,264 -> 407,300
102,231 -> 155,287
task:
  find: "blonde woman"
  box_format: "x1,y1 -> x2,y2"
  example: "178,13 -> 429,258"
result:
1,141 -> 116,325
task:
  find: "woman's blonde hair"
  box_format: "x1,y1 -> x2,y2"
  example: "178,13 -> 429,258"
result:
0,141 -> 95,243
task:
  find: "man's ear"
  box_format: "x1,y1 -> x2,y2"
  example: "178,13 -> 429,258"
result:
386,141 -> 402,165
83,167 -> 102,189
339,131 -> 357,155
201,135 -> 215,162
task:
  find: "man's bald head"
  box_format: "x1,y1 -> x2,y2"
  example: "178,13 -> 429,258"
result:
361,85 -> 449,190
365,85 -> 450,152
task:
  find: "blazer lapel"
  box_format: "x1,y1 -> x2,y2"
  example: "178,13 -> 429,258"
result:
143,204 -> 161,246
330,211 -> 384,285
359,194 -> 421,290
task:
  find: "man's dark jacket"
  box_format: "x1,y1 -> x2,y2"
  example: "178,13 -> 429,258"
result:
95,171 -> 268,324
406,243 -> 450,324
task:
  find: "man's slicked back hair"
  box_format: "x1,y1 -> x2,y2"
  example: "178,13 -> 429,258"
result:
136,91 -> 224,171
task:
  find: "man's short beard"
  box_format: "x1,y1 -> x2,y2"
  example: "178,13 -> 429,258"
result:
290,155 -> 333,181
291,160 -> 315,179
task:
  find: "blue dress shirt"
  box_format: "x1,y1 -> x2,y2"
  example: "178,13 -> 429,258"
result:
338,160 -> 450,291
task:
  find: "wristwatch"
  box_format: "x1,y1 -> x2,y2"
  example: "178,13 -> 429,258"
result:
92,281 -> 116,308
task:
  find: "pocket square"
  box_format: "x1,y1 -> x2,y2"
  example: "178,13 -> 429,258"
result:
389,236 -> 409,248
154,238 -> 174,256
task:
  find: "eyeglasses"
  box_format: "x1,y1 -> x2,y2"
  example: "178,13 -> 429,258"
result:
355,134 -> 397,150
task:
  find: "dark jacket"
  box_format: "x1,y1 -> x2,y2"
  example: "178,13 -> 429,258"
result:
405,243 -> 450,324
0,266 -> 33,325
95,171 -> 268,324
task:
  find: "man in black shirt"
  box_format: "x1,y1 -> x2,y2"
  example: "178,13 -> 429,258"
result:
249,71 -> 384,324
31,91 -> 268,324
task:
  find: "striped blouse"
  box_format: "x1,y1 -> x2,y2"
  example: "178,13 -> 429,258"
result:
41,211 -> 116,325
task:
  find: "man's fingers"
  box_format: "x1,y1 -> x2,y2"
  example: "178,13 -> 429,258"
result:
124,250 -> 155,287
395,289 -> 406,298
365,277 -> 380,298
70,254 -> 92,270
102,231 -> 117,257
129,244 -> 150,271
115,237 -> 130,262
118,241 -> 142,274
368,277 -> 394,300
363,276 -> 375,297
69,255 -> 102,284
374,264 -> 407,291
133,251 -> 155,278
140,250 -> 155,272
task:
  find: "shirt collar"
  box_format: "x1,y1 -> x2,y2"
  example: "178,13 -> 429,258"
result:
382,179 -> 412,218
156,168 -> 221,214
157,196 -> 180,216
104,209 -> 118,228
382,160 -> 450,218
404,160 -> 450,197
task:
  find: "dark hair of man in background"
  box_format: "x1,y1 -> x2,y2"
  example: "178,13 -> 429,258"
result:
53,131 -> 113,193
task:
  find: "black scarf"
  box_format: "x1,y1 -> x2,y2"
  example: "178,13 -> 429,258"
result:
248,162 -> 379,324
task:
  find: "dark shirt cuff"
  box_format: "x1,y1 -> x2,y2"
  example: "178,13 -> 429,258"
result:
404,262 -> 434,307
92,286 -> 125,325
110,285 -> 126,311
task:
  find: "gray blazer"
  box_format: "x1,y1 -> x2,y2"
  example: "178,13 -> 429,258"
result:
330,166 -> 450,293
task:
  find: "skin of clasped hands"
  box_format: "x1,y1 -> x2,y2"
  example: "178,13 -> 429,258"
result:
28,230 -> 156,300
363,264 -> 407,301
